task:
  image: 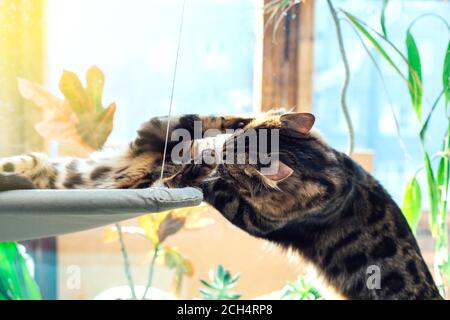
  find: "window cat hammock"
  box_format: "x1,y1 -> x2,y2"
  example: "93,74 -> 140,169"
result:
0,0 -> 203,242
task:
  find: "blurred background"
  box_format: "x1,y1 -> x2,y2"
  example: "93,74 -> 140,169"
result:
0,0 -> 449,300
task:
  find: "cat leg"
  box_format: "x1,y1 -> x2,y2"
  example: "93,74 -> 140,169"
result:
0,153 -> 50,176
0,173 -> 36,191
131,114 -> 255,155
0,153 -> 56,189
0,114 -> 255,190
198,178 -> 280,237
162,152 -> 278,237
163,149 -> 216,188
119,113 -> 256,187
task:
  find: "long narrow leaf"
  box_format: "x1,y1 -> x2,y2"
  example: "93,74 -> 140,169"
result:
437,126 -> 449,216
437,157 -> 446,189
199,288 -> 215,300
199,279 -> 218,290
343,11 -> 404,78
420,90 -> 444,140
217,265 -> 225,281
443,41 -> 450,106
0,243 -> 23,299
437,156 -> 449,214
406,30 -> 423,121
0,243 -> 41,300
423,151 -> 439,236
380,0 -> 389,39
401,176 -> 422,232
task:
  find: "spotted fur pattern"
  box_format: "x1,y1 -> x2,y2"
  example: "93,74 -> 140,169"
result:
164,112 -> 443,300
0,114 -> 252,191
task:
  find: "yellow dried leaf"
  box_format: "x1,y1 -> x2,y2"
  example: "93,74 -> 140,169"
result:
158,214 -> 186,243
59,70 -> 89,114
78,102 -> 116,149
183,259 -> 194,277
18,66 -> 116,152
86,65 -> 105,112
138,212 -> 170,245
18,78 -> 62,110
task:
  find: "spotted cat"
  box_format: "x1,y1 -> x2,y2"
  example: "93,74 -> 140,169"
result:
164,112 -> 443,300
0,114 -> 252,191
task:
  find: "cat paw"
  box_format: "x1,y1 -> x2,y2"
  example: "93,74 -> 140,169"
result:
0,173 -> 36,191
164,149 -> 216,188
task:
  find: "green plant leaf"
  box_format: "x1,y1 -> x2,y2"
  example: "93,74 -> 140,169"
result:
217,265 -> 225,281
443,260 -> 450,277
420,90 -> 444,141
200,265 -> 241,300
437,157 -> 446,188
223,270 -> 231,284
222,292 -> 242,300
406,30 -> 423,121
401,176 -> 422,232
199,279 -> 217,290
380,0 -> 389,39
199,288 -> 216,300
229,273 -> 240,285
436,152 -> 449,214
443,41 -> 450,106
423,152 -> 439,236
343,11 -> 404,78
0,243 -> 41,300
282,276 -> 321,300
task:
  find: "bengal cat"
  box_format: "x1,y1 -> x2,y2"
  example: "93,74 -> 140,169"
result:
163,112 -> 443,300
0,114 -> 251,190
0,112 -> 442,299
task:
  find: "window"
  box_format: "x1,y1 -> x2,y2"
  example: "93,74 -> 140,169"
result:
313,0 -> 449,202
1,0 -> 448,300
46,0 -> 257,144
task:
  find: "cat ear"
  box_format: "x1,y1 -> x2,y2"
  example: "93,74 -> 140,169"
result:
260,160 -> 293,182
280,113 -> 315,134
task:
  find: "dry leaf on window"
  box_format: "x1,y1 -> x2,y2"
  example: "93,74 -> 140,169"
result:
17,65 -> 116,152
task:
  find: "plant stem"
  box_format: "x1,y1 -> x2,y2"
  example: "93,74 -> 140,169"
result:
115,223 -> 137,300
435,122 -> 450,296
142,244 -> 161,300
327,0 -> 355,156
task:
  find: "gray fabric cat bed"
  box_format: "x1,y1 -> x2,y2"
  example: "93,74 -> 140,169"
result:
0,187 -> 203,242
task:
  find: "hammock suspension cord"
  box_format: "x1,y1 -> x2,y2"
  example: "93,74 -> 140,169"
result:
159,0 -> 187,182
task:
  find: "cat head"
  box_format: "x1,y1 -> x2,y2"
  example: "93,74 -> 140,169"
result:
217,112 -> 349,235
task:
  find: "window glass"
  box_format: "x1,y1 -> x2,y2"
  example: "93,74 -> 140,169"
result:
313,0 -> 449,202
46,0 -> 257,144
